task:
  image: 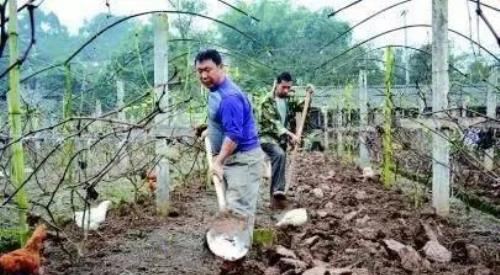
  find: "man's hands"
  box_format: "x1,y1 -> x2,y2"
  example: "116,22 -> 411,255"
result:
211,159 -> 224,181
287,131 -> 300,145
306,83 -> 315,95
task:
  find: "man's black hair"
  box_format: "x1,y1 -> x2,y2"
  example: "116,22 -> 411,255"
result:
195,49 -> 222,66
277,72 -> 293,83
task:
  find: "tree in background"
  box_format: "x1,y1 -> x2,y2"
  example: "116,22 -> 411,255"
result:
85,1 -> 211,116
217,0 -> 357,91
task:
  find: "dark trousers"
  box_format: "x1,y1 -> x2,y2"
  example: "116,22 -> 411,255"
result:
261,142 -> 286,196
278,135 -> 288,152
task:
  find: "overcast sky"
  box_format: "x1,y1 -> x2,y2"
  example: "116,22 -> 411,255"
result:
35,0 -> 500,55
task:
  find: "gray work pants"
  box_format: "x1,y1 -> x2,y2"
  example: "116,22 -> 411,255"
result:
222,147 -> 264,221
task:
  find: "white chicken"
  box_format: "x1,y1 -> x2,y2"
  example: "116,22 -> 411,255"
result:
74,200 -> 112,231
362,166 -> 376,180
276,208 -> 308,227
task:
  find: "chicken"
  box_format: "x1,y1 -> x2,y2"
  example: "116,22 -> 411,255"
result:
141,169 -> 157,193
362,167 -> 375,179
74,200 -> 112,231
0,224 -> 48,275
360,166 -> 379,181
276,208 -> 308,227
146,173 -> 157,193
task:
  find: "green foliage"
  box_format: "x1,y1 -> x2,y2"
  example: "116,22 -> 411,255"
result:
253,227 -> 276,247
74,13 -> 137,63
342,83 -> 354,119
169,0 -> 207,38
218,0 -> 354,90
408,44 -> 432,84
0,228 -> 22,253
465,56 -> 490,82
407,43 -> 467,85
85,3 -> 210,115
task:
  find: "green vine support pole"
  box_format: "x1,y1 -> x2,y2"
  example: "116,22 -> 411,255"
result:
322,107 -> 329,151
116,79 -> 130,170
484,68 -> 498,171
117,79 -> 126,122
358,70 -> 370,168
382,47 -> 395,188
431,0 -> 450,216
343,83 -> 354,162
62,64 -> 75,184
336,95 -> 344,157
63,64 -> 73,129
184,47 -> 193,126
7,0 -> 29,245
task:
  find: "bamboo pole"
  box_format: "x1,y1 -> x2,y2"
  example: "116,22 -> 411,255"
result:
358,70 -> 370,168
62,64 -> 75,183
7,0 -> 29,244
116,79 -> 126,122
336,98 -> 344,156
322,107 -> 329,150
343,83 -> 354,161
484,69 -> 497,171
382,48 -> 395,188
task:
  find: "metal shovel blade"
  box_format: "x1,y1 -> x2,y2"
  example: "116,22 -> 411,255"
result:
206,211 -> 252,261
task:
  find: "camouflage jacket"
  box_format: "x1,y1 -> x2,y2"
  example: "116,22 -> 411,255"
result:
256,92 -> 304,144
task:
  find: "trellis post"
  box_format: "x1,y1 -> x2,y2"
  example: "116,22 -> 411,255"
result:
484,69 -> 497,171
153,14 -> 170,215
336,98 -> 344,157
431,0 -> 450,216
322,107 -> 329,150
358,70 -> 370,168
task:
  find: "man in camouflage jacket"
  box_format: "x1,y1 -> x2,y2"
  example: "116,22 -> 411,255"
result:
257,72 -> 312,208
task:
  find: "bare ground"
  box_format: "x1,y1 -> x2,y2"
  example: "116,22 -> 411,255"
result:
44,153 -> 500,275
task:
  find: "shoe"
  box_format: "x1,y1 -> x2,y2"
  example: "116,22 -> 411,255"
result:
272,190 -> 286,200
271,191 -> 287,210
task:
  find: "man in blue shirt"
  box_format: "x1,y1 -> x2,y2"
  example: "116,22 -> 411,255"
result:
195,49 -> 263,223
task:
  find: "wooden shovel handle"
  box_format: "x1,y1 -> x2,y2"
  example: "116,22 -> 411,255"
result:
203,132 -> 227,210
293,85 -> 314,152
286,85 -> 314,192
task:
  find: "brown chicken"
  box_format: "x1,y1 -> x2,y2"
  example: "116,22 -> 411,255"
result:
147,173 -> 157,193
141,169 -> 157,193
0,224 -> 48,275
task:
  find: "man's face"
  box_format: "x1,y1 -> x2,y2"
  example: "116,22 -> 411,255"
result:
276,80 -> 293,98
196,59 -> 224,89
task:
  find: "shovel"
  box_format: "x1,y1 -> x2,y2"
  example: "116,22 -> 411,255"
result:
203,134 -> 252,261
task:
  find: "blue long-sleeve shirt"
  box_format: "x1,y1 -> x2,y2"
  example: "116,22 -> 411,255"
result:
207,77 -> 260,155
